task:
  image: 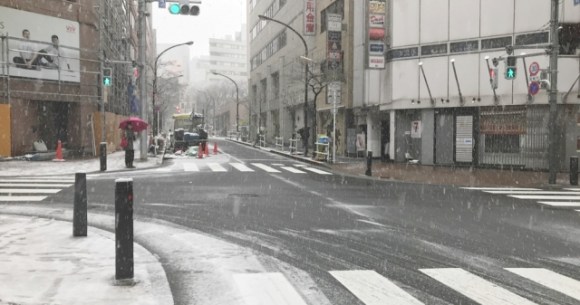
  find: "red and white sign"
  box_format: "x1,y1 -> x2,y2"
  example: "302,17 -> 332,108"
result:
369,56 -> 385,69
304,0 -> 316,36
529,62 -> 540,76
369,14 -> 385,28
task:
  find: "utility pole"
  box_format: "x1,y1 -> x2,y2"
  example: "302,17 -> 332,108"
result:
138,0 -> 148,160
548,0 -> 560,184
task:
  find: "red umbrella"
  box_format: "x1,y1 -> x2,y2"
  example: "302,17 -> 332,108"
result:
119,117 -> 148,132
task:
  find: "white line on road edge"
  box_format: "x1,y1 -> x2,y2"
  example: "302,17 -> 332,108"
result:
207,163 -> 227,172
0,189 -> 62,194
281,167 -> 306,174
233,273 -> 308,305
356,219 -> 388,228
537,201 -> 580,208
0,195 -> 47,202
330,270 -> 424,305
484,191 -> 580,195
302,167 -> 332,175
420,268 -> 538,305
0,183 -> 72,188
251,163 -> 281,173
506,268 -> 580,301
509,195 -> 580,200
230,163 -> 255,172
0,179 -> 75,183
462,187 -> 541,191
182,163 -> 199,172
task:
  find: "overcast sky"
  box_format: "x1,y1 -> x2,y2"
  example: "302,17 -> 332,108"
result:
152,0 -> 246,58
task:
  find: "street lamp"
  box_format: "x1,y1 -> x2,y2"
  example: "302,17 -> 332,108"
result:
258,15 -> 310,156
153,41 -> 193,136
211,71 -> 240,136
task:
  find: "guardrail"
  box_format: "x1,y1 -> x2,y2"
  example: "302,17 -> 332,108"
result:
289,135 -> 300,154
314,142 -> 330,162
275,137 -> 284,151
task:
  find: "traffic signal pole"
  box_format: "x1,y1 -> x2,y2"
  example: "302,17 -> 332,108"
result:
548,0 -> 560,184
138,0 -> 148,161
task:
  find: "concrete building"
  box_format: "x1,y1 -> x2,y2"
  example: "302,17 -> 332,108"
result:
376,0 -> 579,170
0,0 -> 156,157
207,28 -> 248,84
247,0 -> 317,146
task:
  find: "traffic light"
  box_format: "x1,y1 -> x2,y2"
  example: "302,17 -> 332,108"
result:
103,68 -> 112,87
505,56 -> 517,80
489,68 -> 498,89
168,3 -> 200,15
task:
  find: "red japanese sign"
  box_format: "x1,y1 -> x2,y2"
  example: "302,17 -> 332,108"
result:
304,0 -> 316,36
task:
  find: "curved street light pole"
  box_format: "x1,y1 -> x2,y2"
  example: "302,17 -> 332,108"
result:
211,71 -> 240,135
153,41 -> 193,136
258,15 -> 309,156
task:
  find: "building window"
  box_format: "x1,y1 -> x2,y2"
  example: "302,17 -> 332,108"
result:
481,36 -> 512,50
421,44 -> 448,56
387,47 -> 419,60
515,32 -> 549,46
272,72 -> 280,98
484,135 -> 521,153
450,41 -> 479,53
560,23 -> 580,55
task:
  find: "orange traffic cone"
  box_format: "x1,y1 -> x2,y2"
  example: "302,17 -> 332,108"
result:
204,142 -> 209,156
53,140 -> 65,162
198,143 -> 203,159
213,142 -> 218,155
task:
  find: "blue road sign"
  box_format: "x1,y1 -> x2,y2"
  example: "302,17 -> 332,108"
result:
529,81 -> 540,96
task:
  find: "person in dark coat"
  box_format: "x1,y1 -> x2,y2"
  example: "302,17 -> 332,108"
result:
198,126 -> 208,153
124,122 -> 136,168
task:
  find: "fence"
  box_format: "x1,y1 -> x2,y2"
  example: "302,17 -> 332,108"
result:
275,137 -> 284,151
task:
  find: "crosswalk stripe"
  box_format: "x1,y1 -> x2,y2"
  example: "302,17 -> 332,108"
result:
420,268 -> 538,305
330,270 -> 424,305
564,188 -> 580,191
484,191 -> 580,195
0,195 -> 47,202
0,183 -> 72,188
302,167 -> 332,175
509,195 -> 580,200
0,189 -> 61,194
230,163 -> 255,172
281,167 -> 306,174
207,163 -> 227,172
233,273 -> 308,305
0,179 -> 75,183
183,164 -> 199,172
537,201 -> 580,208
251,163 -> 281,173
506,268 -> 580,301
462,187 -> 540,191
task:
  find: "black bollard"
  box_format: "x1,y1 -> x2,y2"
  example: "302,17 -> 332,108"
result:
115,178 -> 134,281
100,142 -> 107,171
366,151 -> 372,176
73,173 -> 87,237
571,156 -> 578,186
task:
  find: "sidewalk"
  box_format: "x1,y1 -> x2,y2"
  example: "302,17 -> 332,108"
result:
0,142 -> 163,177
229,138 -> 571,188
0,214 -> 172,305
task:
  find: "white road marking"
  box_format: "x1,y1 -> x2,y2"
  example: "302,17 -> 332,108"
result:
183,163 -> 199,172
0,195 -> 48,202
485,191 -> 580,195
0,183 -> 72,188
207,163 -> 227,172
537,201 -> 580,208
294,164 -> 308,168
330,270 -> 424,305
251,163 -> 281,173
564,188 -> 580,191
462,187 -> 540,191
302,167 -> 332,175
509,195 -> 580,200
0,179 -> 75,183
233,273 -> 308,305
506,268 -> 580,301
356,219 -> 388,228
272,163 -> 285,166
420,268 -> 538,305
0,189 -> 61,194
230,163 -> 255,172
281,167 -> 306,174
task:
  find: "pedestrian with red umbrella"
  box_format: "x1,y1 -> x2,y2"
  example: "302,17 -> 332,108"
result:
119,117 -> 147,168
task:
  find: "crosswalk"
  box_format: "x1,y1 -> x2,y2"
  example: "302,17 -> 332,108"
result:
235,267 -> 580,305
160,162 -> 333,175
0,177 -> 74,202
463,187 -> 580,211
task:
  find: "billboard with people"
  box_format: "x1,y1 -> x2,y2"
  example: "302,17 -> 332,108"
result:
0,7 -> 81,82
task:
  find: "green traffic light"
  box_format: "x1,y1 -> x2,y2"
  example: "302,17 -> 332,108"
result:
168,4 -> 181,14
103,77 -> 111,86
505,67 -> 516,80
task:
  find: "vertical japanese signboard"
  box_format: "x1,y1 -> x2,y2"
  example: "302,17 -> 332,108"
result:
327,13 -> 342,73
304,0 -> 316,36
367,0 -> 387,69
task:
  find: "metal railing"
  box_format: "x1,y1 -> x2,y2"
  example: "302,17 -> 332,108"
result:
289,135 -> 300,154
275,137 -> 284,151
